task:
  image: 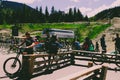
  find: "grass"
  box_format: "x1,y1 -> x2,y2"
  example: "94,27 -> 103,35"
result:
87,24 -> 110,39
0,22 -> 111,42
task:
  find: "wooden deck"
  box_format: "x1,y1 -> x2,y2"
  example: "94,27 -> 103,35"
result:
0,57 -> 120,80
31,60 -> 120,80
0,49 -> 120,80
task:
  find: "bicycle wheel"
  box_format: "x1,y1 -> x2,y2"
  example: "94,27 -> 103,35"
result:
3,57 -> 21,75
92,54 -> 104,65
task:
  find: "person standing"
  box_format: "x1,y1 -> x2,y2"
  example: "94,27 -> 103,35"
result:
112,33 -> 120,54
19,32 -> 35,55
82,37 -> 90,51
95,41 -> 100,52
100,34 -> 107,53
17,32 -> 36,80
89,40 -> 94,51
45,34 -> 62,73
72,39 -> 81,50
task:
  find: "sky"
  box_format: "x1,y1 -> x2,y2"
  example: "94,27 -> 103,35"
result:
8,0 -> 120,17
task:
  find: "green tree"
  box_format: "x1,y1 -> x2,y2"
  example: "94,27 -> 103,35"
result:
76,9 -> 84,21
84,15 -> 89,21
68,8 -> 74,22
73,7 -> 77,21
39,6 -> 45,23
45,6 -> 49,22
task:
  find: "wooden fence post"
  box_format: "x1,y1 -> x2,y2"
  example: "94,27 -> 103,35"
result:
100,65 -> 108,80
88,61 -> 93,68
21,55 -> 34,79
71,53 -> 75,65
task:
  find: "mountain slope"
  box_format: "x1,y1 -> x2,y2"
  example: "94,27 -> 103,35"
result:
0,1 -> 39,24
1,1 -> 34,10
94,6 -> 120,20
92,18 -> 120,52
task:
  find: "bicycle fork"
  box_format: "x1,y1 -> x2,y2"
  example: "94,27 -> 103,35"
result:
11,54 -> 20,68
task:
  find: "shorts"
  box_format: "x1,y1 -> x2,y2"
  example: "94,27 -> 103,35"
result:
24,48 -> 33,54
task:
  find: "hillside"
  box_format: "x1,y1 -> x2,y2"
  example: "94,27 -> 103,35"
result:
0,1 -> 33,10
0,1 -> 39,24
94,6 -> 120,20
92,17 -> 120,52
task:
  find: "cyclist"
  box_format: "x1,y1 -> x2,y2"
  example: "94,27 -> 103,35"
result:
45,34 -> 62,73
18,32 -> 36,55
112,33 -> 120,54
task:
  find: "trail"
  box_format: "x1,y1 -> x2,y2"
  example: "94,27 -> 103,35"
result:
93,17 -> 120,52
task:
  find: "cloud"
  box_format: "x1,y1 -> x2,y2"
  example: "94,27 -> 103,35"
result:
8,0 -> 35,4
93,0 -> 100,2
111,0 -> 120,7
66,5 -> 75,10
70,0 -> 80,2
79,7 -> 92,16
87,5 -> 108,17
85,0 -> 120,17
65,5 -> 75,13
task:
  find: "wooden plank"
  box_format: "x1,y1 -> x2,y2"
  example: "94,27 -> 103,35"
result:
33,60 -> 71,73
72,50 -> 102,54
72,50 -> 120,57
57,65 -> 102,80
24,52 -> 72,58
34,65 -> 46,73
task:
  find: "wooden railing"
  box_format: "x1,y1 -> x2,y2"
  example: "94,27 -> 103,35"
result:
57,65 -> 108,80
73,50 -> 120,64
21,51 -> 73,78
21,50 -> 109,80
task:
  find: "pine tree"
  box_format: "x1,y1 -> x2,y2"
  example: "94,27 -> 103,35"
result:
77,9 -> 84,21
45,6 -> 49,22
73,7 -> 77,22
68,8 -> 74,22
84,15 -> 89,21
39,6 -> 45,23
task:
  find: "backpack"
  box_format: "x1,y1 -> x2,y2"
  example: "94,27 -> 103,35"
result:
82,42 -> 89,50
89,44 -> 94,51
47,41 -> 59,54
73,41 -> 81,50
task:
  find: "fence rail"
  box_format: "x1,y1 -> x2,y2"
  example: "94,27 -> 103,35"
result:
57,65 -> 108,80
21,52 -> 73,78
20,50 -> 110,80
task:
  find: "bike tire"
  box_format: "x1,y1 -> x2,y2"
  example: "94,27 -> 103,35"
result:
3,57 -> 21,75
92,54 -> 104,65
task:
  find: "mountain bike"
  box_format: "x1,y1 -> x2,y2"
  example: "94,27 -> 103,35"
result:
3,46 -> 24,76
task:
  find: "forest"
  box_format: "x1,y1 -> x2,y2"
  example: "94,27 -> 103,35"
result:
0,1 -> 89,24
